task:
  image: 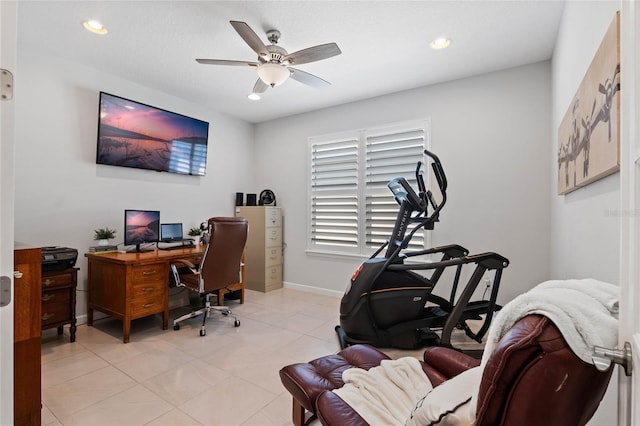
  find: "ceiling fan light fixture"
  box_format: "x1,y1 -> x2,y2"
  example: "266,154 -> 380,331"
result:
82,20 -> 108,35
248,93 -> 261,100
430,37 -> 451,50
257,63 -> 290,87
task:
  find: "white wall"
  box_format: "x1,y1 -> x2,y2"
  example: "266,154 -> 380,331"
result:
13,48 -> 255,322
254,62 -> 552,304
551,2 -> 622,425
550,2 -> 620,283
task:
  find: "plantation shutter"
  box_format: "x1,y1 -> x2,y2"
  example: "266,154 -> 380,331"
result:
365,123 -> 427,250
310,133 -> 360,250
308,119 -> 430,255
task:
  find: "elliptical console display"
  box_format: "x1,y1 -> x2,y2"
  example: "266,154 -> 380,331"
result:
335,150 -> 509,354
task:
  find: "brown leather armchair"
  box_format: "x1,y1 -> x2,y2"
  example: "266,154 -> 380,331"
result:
171,217 -> 248,336
280,314 -> 613,426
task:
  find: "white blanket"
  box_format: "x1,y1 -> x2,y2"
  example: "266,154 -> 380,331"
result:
333,357 -> 432,425
481,278 -> 619,367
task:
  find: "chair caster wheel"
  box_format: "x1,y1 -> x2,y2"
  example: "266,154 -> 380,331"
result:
234,320 -> 241,327
200,329 -> 206,336
173,324 -> 180,331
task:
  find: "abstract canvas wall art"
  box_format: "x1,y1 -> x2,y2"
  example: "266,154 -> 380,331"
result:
558,12 -> 620,195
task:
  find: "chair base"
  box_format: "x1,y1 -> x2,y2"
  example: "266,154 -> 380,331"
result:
173,293 -> 240,336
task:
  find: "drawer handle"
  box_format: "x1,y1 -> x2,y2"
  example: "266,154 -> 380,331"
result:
43,278 -> 55,286
41,293 -> 55,302
142,270 -> 158,276
42,312 -> 55,321
142,287 -> 155,293
13,271 -> 23,279
142,303 -> 155,309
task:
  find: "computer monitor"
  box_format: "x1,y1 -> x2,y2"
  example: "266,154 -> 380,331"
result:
124,209 -> 160,252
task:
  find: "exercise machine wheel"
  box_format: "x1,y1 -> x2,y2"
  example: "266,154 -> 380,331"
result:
234,319 -> 241,327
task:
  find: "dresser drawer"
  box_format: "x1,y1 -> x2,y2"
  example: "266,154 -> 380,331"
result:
42,301 -> 72,327
41,288 -> 71,305
42,272 -> 73,290
132,264 -> 165,282
130,296 -> 164,317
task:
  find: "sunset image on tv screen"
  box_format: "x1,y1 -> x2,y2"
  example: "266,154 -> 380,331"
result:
96,92 -> 209,176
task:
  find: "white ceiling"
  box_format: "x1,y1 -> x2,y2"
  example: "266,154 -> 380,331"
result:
17,1 -> 565,123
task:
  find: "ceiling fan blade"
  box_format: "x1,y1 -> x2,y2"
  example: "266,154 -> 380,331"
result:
283,43 -> 341,66
196,59 -> 258,67
230,21 -> 269,57
289,67 -> 331,88
252,78 -> 269,94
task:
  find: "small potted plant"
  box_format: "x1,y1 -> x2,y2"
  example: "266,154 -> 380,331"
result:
188,226 -> 202,245
94,227 -> 116,246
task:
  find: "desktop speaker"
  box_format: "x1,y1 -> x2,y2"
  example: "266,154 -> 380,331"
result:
246,193 -> 257,206
235,192 -> 244,206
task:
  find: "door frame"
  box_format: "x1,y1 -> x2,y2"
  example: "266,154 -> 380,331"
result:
0,1 -> 17,424
618,1 -> 639,425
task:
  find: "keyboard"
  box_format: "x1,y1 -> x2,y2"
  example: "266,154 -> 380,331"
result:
159,243 -> 195,251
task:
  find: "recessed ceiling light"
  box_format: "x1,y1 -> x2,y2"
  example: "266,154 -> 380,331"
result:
82,20 -> 108,35
430,37 -> 451,50
248,93 -> 261,101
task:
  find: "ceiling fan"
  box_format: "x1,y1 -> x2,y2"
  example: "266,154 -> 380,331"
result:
196,21 -> 342,95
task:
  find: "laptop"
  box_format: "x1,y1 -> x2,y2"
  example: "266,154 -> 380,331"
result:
160,223 -> 191,243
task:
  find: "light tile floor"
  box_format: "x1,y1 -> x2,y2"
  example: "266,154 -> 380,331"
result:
41,287 -> 484,426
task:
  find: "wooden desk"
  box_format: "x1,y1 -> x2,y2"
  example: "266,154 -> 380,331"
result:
85,246 -> 204,343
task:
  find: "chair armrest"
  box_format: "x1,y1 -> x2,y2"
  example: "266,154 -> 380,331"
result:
317,391 -> 368,426
171,258 -> 198,273
423,347 -> 480,379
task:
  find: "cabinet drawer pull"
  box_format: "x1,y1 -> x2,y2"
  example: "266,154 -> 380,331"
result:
43,278 -> 55,286
142,287 -> 155,293
41,293 -> 55,302
42,312 -> 55,321
14,271 -> 23,279
142,303 -> 155,309
142,270 -> 157,276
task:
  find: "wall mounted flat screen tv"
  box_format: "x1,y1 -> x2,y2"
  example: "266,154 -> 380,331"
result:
96,92 -> 209,176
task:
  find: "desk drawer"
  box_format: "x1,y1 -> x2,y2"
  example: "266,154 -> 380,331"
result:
130,296 -> 164,317
42,272 -> 72,289
132,264 -> 165,282
42,301 -> 71,327
132,280 -> 165,299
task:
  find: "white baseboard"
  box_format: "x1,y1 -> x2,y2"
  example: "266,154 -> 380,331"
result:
283,281 -> 344,298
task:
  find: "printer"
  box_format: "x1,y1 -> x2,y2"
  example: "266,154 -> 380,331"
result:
41,246 -> 78,271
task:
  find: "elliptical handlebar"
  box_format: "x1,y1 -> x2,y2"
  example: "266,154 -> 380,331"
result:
383,150 -> 449,259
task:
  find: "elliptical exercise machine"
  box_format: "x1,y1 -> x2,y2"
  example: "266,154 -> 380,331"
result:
335,150 -> 509,353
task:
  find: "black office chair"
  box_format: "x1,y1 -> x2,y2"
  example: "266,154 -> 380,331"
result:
170,217 -> 248,336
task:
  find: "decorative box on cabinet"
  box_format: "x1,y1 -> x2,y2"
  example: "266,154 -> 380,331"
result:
14,246 -> 42,426
236,206 -> 283,292
41,268 -> 78,342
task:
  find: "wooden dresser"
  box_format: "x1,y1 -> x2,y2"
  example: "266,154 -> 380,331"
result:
86,246 -> 204,343
41,268 -> 78,342
13,246 -> 41,426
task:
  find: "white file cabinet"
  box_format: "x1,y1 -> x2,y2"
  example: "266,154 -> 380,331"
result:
236,206 -> 283,292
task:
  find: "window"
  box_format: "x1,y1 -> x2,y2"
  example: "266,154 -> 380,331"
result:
308,119 -> 430,256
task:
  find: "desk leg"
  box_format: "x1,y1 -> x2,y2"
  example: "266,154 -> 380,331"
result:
87,307 -> 94,326
123,320 -> 130,344
162,308 -> 168,330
